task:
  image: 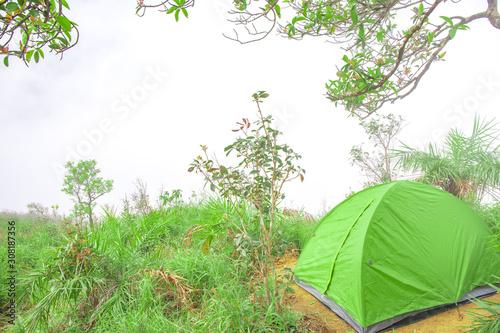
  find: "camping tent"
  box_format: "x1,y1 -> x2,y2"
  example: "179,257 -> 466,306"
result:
295,180 -> 500,333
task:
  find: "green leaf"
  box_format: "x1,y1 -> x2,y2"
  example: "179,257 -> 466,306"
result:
56,16 -> 72,32
358,24 -> 365,41
56,37 -> 68,47
181,8 -> 188,18
5,2 -> 19,12
29,8 -> 39,18
63,30 -> 72,43
449,27 -> 457,39
427,32 -> 434,43
3,56 -> 8,67
376,31 -> 384,42
175,9 -> 180,22
166,6 -> 177,14
26,50 -> 34,62
38,48 -> 44,59
418,3 -> 424,16
440,16 -> 453,26
210,183 -> 215,192
34,50 -> 39,63
61,0 -> 70,9
291,16 -> 305,25
275,4 -> 281,18
350,7 -> 358,26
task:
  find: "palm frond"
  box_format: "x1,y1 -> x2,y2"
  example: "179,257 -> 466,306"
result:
394,116 -> 500,202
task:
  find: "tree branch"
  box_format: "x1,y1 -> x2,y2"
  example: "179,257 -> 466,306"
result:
486,0 -> 500,28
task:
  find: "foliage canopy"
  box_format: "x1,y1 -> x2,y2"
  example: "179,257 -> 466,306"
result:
0,0 -> 78,66
139,0 -> 500,118
5,1 -> 499,118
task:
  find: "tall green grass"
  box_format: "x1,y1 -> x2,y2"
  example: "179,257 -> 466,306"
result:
1,201 -> 315,332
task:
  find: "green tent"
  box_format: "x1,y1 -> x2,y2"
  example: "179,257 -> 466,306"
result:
295,180 -> 500,333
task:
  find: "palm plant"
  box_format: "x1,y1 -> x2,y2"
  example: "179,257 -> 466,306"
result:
394,117 -> 500,203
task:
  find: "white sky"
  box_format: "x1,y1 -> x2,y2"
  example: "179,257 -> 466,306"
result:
1,1 -> 499,216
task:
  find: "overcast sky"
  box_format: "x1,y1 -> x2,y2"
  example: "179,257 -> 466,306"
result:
1,1 -> 499,216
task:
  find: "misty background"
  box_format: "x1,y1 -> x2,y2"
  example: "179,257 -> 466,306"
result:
1,0 -> 499,216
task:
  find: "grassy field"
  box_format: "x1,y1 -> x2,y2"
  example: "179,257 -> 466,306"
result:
1,199 -> 499,332
0,199 -> 317,333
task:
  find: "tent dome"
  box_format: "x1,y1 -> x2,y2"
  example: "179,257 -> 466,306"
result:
295,180 -> 500,333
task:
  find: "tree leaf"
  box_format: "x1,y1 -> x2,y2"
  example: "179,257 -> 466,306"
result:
440,16 -> 453,26
449,27 -> 457,39
61,0 -> 70,9
26,50 -> 34,62
181,8 -> 188,18
175,9 -> 180,22
56,16 -> 72,32
350,7 -> 358,26
5,2 -> 19,12
3,56 -> 8,67
376,31 -> 384,42
427,32 -> 434,43
418,3 -> 424,16
358,24 -> 365,41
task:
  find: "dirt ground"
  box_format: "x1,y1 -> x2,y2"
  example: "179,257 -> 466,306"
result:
276,254 -> 500,333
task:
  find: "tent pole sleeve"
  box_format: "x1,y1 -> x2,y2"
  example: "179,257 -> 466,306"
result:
323,199 -> 374,294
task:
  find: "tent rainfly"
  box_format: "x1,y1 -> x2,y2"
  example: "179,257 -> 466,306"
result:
295,180 -> 500,333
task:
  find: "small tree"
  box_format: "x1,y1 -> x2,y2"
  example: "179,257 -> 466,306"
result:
350,113 -> 404,188
27,202 -> 49,222
189,91 -> 305,312
62,159 -> 114,227
159,188 -> 183,207
130,178 -> 153,216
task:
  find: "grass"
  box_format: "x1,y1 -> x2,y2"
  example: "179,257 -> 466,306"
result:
0,201 -> 316,332
6,198 -> 497,332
